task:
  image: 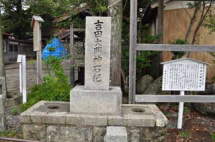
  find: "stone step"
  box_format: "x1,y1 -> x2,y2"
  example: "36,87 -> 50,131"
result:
104,126 -> 128,142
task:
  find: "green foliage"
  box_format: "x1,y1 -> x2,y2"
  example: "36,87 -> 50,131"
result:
0,0 -> 32,39
211,132 -> 215,141
10,107 -> 21,115
86,0 -> 108,14
21,57 -> 71,111
0,130 -> 17,137
179,131 -> 190,138
122,34 -> 159,76
184,106 -> 191,114
136,35 -> 160,76
205,15 -> 215,33
0,0 -> 109,39
172,39 -> 188,59
173,39 -> 188,45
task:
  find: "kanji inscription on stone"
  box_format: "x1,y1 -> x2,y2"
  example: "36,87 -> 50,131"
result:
162,59 -> 207,91
84,17 -> 111,90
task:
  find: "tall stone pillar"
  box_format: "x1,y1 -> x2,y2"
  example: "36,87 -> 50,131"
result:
70,17 -> 122,115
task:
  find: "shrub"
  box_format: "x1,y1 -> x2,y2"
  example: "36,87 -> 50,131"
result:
21,57 -> 71,111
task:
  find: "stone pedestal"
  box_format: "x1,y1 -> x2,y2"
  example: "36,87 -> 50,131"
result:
70,86 -> 122,115
104,126 -> 128,142
0,95 -> 5,131
21,101 -> 168,142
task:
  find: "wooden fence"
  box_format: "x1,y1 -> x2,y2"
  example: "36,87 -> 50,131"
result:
129,0 -> 215,104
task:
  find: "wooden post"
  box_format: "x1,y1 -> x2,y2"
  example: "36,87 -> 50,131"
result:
0,29 -> 4,77
178,91 -> 185,129
129,0 -> 137,103
32,16 -> 44,84
157,0 -> 164,43
36,51 -> 42,84
108,0 -> 122,86
70,24 -> 75,85
17,55 -> 27,104
17,55 -> 23,94
22,55 -> 27,104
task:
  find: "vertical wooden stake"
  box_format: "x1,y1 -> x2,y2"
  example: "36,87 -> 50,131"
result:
17,55 -> 23,94
17,55 -> 27,104
177,91 -> 185,129
32,16 -> 44,84
36,51 -> 42,84
19,62 -> 22,94
70,24 -> 75,85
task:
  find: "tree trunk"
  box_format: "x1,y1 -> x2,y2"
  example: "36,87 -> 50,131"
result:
157,0 -> 164,43
108,0 -> 122,86
185,4 -> 200,42
192,1 -> 212,44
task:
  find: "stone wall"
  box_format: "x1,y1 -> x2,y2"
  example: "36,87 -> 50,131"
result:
22,124 -> 166,142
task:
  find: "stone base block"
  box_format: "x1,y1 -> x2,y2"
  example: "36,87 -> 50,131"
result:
70,86 -> 122,115
105,126 -> 127,142
21,101 -> 168,142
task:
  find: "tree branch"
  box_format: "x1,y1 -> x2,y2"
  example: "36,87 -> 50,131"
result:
192,0 -> 212,44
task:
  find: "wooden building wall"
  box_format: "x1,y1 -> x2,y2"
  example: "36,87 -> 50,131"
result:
163,7 -> 215,82
164,8 -> 215,44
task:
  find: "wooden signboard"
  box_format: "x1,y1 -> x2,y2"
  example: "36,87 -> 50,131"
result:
161,58 -> 207,129
162,58 -> 207,91
32,16 -> 44,51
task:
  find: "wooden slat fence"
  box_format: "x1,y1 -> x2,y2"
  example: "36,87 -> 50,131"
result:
129,0 -> 215,104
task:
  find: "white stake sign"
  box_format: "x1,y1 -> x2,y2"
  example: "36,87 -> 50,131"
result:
17,55 -> 27,104
162,58 -> 207,129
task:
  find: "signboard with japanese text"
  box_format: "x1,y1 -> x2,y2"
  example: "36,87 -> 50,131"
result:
162,59 -> 207,91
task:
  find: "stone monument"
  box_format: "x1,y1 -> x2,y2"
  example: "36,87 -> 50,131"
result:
70,17 -> 122,115
21,16 -> 168,142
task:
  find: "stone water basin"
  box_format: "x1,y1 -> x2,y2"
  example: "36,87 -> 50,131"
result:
21,101 -> 168,127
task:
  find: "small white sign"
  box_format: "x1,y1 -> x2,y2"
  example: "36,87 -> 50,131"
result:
17,55 -> 27,104
162,58 -> 207,91
17,55 -> 22,63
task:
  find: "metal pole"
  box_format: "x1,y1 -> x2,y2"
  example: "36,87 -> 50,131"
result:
129,0 -> 137,103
